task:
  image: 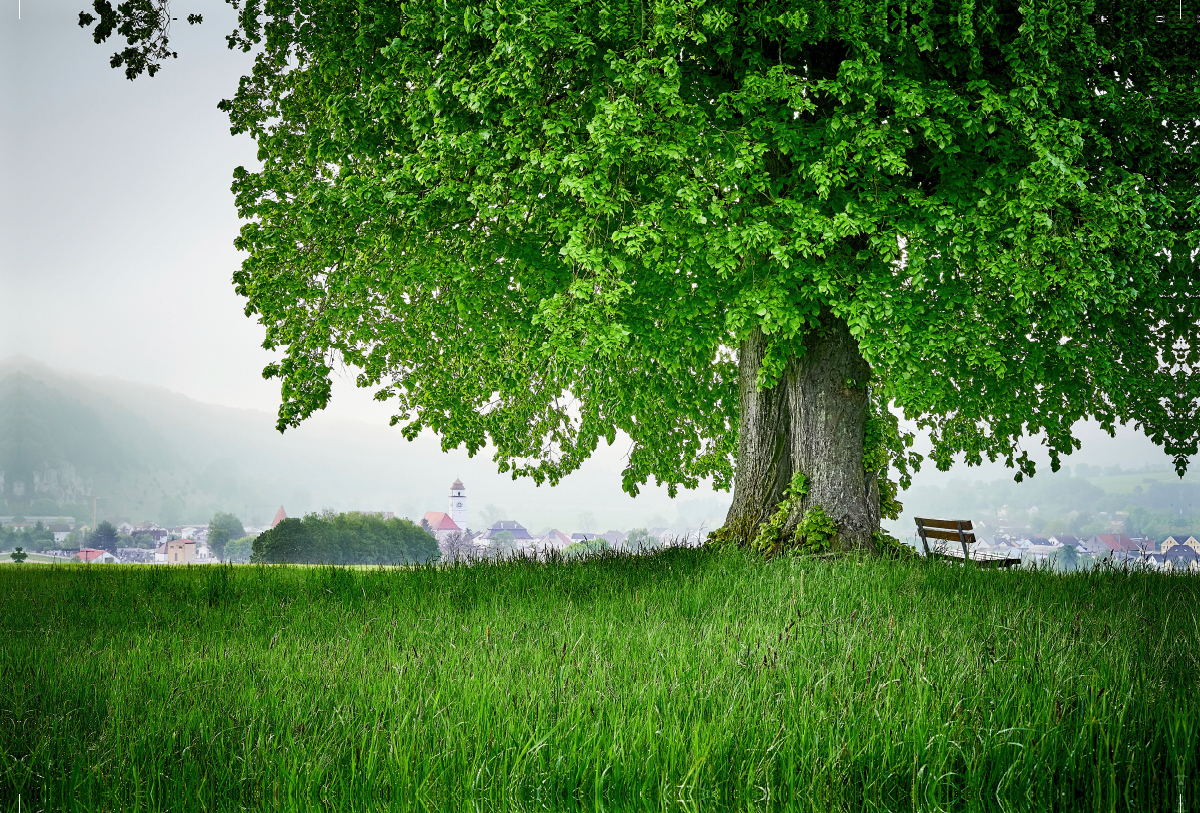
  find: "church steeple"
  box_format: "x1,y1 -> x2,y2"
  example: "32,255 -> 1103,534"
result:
449,478 -> 466,526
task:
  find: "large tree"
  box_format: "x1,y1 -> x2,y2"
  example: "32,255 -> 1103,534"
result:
207,511 -> 246,562
85,0 -> 1198,552
89,520 -> 120,554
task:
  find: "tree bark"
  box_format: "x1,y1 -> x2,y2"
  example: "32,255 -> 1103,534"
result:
784,315 -> 878,551
722,317 -> 879,551
722,328 -> 792,544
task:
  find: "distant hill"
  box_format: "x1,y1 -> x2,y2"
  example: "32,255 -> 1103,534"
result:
0,357 -> 723,530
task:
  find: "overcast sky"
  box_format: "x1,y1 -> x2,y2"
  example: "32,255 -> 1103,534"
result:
0,0 -> 739,530
1,0 -> 1189,531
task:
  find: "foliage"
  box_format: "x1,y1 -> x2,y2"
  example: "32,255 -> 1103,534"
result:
872,529 -> 915,560
223,536 -> 255,563
863,394 -> 916,521
563,537 -> 611,558
750,473 -> 836,557
438,530 -> 478,563
207,512 -> 246,561
126,0 -> 1177,511
253,512 -> 438,565
561,542 -> 589,559
1057,543 -> 1081,571
625,528 -> 653,553
9,547 -> 26,563
1,522 -> 56,553
3,550 -> 1197,809
128,532 -> 158,549
88,520 -> 119,554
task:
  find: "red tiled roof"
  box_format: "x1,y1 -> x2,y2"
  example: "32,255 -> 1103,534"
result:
1095,534 -> 1136,552
272,506 -> 288,528
76,548 -> 110,562
422,511 -> 460,531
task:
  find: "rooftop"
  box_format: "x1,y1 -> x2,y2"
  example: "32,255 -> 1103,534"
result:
485,520 -> 532,540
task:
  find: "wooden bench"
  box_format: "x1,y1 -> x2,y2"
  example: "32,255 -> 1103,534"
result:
915,517 -> 1020,569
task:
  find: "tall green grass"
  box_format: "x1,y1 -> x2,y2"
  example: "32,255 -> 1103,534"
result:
1,549 -> 1197,811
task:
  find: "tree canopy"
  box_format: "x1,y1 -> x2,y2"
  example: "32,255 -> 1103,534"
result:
207,511 -> 246,561
252,512 -> 441,564
89,520 -> 119,554
82,0 -> 1200,549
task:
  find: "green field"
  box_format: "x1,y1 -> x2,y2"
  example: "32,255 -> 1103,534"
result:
2,551 -> 1197,811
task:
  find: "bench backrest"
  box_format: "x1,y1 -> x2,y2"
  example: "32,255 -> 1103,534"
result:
915,517 -> 976,560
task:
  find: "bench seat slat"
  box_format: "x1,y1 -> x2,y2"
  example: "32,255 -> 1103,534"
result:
915,517 -> 974,531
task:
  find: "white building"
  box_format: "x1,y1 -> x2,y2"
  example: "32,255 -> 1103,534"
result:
449,478 -> 467,526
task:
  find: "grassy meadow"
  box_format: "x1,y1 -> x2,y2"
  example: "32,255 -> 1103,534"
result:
1,550 -> 1197,812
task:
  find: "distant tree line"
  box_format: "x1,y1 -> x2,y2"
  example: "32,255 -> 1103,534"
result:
252,512 -> 439,565
1,521 -> 54,551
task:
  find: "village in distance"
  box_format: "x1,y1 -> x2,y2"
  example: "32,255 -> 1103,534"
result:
5,473 -> 1200,572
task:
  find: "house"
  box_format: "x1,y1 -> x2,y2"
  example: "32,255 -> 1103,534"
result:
179,526 -> 206,543
1086,534 -> 1138,554
1128,536 -> 1155,552
648,528 -> 677,545
131,527 -> 168,545
76,548 -> 119,564
980,538 -> 1021,559
48,524 -> 73,543
271,506 -> 288,528
1161,536 -> 1200,554
1163,544 -> 1200,572
422,511 -> 462,543
570,532 -> 601,543
534,529 -> 573,552
1077,536 -> 1114,557
161,538 -> 214,564
1049,535 -> 1080,548
481,520 -> 534,541
600,530 -> 628,547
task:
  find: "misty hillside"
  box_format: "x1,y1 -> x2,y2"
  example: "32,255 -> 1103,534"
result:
0,357 -> 730,531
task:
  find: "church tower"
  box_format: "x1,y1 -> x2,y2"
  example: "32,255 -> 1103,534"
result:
449,478 -> 466,527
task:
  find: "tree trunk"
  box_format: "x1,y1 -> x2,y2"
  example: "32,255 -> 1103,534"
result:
722,328 -> 792,544
784,315 -> 878,551
722,317 -> 879,552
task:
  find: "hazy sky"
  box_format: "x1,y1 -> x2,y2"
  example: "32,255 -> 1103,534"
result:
1,1 -> 1189,531
0,0 -> 737,530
